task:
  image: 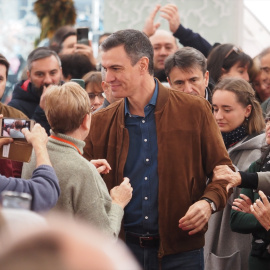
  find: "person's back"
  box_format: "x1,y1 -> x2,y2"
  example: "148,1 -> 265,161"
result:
22,82 -> 132,237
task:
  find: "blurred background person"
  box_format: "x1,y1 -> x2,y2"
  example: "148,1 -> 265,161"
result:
49,25 -> 97,68
249,56 -> 269,105
207,44 -> 252,85
82,71 -> 104,112
60,53 -> 96,82
230,113 -> 270,269
0,213 -> 141,270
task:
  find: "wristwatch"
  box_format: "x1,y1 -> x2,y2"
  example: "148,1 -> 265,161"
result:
202,198 -> 217,213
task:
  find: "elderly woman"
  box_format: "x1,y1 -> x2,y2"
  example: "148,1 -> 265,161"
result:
22,82 -> 132,237
205,78 -> 266,270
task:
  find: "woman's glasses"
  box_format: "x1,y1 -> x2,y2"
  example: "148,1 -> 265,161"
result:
88,92 -> 105,101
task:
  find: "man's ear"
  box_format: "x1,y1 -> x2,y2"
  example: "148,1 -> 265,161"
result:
221,68 -> 227,76
27,70 -> 30,80
139,57 -> 149,73
204,71 -> 209,87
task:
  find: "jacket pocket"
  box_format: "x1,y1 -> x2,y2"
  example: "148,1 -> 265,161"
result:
204,250 -> 241,270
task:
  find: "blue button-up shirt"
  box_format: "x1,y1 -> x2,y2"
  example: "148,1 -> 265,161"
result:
123,79 -> 159,234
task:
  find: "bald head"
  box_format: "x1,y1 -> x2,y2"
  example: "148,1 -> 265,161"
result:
149,29 -> 178,71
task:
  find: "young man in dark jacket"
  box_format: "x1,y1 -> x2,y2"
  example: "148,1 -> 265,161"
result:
8,47 -> 62,134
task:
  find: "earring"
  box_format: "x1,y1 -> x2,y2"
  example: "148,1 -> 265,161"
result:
246,117 -> 249,121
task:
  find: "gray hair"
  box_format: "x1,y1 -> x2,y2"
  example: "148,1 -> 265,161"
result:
164,47 -> 207,78
100,29 -> 154,75
27,47 -> 61,71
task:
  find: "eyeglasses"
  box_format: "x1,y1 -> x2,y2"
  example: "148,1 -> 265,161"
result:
88,92 -> 105,101
224,46 -> 242,60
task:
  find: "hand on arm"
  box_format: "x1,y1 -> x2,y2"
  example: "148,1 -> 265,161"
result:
22,124 -> 51,168
178,200 -> 212,235
159,4 -> 180,34
213,165 -> 241,192
232,194 -> 252,213
250,190 -> 270,231
142,4 -> 161,37
90,159 -> 111,174
110,177 -> 133,209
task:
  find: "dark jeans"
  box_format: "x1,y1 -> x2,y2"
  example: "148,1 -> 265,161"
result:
126,238 -> 204,270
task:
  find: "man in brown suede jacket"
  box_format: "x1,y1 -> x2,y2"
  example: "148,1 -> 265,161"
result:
83,29 -> 233,270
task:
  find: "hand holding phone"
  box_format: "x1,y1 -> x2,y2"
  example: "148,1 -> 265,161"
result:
0,118 -> 35,139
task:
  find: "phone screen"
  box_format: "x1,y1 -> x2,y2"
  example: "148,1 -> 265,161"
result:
77,28 -> 89,46
1,118 -> 32,139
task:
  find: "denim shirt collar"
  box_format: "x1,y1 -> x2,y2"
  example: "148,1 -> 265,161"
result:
124,79 -> 158,116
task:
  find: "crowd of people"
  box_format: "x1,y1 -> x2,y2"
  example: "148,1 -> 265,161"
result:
0,3 -> 270,270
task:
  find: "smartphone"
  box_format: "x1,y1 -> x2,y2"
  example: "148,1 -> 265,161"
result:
1,191 -> 32,210
0,118 -> 35,139
71,78 -> 85,89
77,27 -> 89,46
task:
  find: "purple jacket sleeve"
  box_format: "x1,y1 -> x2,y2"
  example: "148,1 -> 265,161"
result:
173,24 -> 212,57
0,165 -> 60,212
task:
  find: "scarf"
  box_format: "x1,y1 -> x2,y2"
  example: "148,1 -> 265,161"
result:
222,125 -> 247,149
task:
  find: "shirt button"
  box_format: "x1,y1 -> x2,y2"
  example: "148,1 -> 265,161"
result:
145,216 -> 148,220
145,177 -> 148,180
146,158 -> 149,162
144,139 -> 147,142
145,197 -> 148,200
142,120 -> 145,123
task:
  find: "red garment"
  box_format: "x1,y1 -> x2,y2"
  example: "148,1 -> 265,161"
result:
0,159 -> 23,178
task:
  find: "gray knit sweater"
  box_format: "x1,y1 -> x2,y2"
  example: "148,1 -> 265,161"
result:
22,132 -> 123,237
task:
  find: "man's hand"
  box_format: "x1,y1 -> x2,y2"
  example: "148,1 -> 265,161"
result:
213,165 -> 241,192
90,159 -> 111,174
178,200 -> 212,235
110,177 -> 133,209
232,194 -> 252,213
143,4 -> 161,37
160,4 -> 180,34
250,190 -> 270,231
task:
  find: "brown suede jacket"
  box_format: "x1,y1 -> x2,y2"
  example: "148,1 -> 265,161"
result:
83,80 -> 233,258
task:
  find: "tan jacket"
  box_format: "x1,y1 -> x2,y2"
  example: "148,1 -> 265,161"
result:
84,80 -> 233,257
